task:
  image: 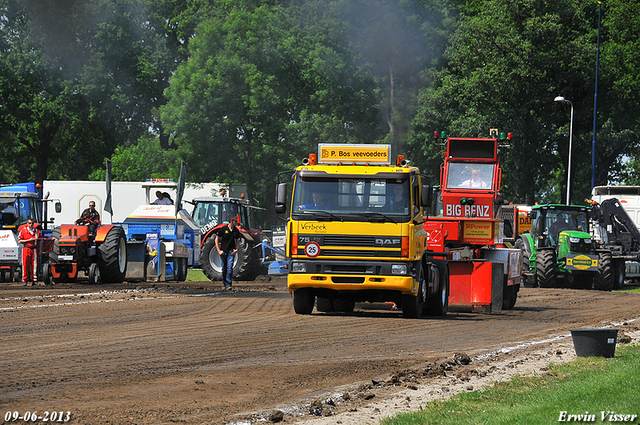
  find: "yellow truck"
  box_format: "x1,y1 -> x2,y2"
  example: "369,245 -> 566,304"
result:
274,144 -> 449,318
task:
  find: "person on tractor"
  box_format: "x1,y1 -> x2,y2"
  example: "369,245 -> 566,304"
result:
76,201 -> 101,236
549,214 -> 572,244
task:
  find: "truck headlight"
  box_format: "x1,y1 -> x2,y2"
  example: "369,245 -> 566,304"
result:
291,262 -> 306,273
391,264 -> 407,275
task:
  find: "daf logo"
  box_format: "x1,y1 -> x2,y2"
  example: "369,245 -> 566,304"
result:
375,238 -> 400,246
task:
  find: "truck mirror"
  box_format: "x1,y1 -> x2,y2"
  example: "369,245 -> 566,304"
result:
275,183 -> 287,214
55,202 -> 62,213
421,185 -> 432,207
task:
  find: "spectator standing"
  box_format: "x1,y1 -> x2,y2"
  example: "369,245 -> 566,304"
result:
18,218 -> 40,286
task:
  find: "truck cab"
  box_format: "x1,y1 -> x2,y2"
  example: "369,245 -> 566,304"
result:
276,144 -> 448,318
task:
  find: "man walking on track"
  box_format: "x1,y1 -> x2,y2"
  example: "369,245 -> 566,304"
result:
18,218 -> 40,286
215,217 -> 242,290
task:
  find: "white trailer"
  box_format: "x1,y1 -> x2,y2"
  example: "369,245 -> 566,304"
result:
42,180 -> 247,225
592,186 -> 640,279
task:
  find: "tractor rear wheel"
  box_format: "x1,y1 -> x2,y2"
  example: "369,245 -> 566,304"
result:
49,227 -> 61,263
200,236 -> 258,282
97,226 -> 127,283
536,250 -> 557,288
593,252 -> 613,291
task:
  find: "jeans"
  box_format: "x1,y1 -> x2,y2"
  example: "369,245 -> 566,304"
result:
221,251 -> 235,286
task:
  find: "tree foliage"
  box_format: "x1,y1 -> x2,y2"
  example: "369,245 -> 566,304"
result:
1,0 -> 639,220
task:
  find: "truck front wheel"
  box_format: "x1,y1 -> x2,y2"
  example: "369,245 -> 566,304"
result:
402,267 -> 427,318
293,288 -> 315,314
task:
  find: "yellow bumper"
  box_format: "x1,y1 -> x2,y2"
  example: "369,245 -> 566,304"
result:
287,274 -> 417,295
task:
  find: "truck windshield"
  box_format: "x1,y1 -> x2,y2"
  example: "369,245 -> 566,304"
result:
0,197 -> 40,227
446,163 -> 493,189
292,176 -> 411,222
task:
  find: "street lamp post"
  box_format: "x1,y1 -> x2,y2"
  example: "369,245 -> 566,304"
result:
555,96 -> 574,205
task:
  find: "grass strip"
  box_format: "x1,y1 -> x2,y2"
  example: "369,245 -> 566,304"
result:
382,344 -> 640,425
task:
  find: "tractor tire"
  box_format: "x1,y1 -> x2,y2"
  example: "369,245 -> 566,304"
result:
49,227 -> 61,263
425,259 -> 449,316
593,252 -> 613,291
402,266 -> 427,318
88,263 -> 100,285
316,297 -> 334,312
200,237 -> 259,282
97,226 -> 127,283
536,249 -> 557,288
293,288 -> 315,314
612,259 -> 625,290
42,262 -> 52,286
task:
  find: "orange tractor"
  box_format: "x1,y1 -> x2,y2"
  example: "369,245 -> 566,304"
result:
424,131 -> 523,312
44,224 -> 127,284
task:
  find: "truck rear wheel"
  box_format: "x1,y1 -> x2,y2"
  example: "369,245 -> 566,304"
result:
536,250 -> 556,288
293,288 -> 315,314
612,259 -> 625,290
316,297 -> 334,312
593,252 -> 613,291
97,226 -> 127,283
333,299 -> 356,313
402,267 -> 427,318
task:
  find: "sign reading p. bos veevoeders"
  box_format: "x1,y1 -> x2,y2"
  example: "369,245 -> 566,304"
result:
318,144 -> 391,165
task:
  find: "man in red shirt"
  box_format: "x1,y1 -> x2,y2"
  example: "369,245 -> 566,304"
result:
18,218 -> 41,286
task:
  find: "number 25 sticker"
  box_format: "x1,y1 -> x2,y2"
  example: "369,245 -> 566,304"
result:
304,241 -> 320,257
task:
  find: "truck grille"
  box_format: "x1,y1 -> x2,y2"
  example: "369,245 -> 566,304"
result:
323,249 -> 400,257
323,235 -> 377,247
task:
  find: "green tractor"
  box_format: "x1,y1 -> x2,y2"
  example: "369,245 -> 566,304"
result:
515,204 -> 613,291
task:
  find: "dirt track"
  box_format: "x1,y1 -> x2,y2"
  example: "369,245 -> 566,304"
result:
1,277 -> 639,425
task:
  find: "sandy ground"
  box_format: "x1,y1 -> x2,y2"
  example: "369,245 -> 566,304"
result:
1,276 -> 639,425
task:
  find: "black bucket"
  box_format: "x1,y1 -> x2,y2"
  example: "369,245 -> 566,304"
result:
570,328 -> 619,358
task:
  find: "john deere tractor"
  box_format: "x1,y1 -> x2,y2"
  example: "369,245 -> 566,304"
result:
515,204 -> 613,290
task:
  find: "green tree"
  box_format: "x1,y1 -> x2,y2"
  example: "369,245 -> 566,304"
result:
411,0 -> 602,205
161,2 -> 379,217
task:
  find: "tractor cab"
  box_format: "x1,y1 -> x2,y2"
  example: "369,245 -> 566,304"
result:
529,205 -> 591,248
